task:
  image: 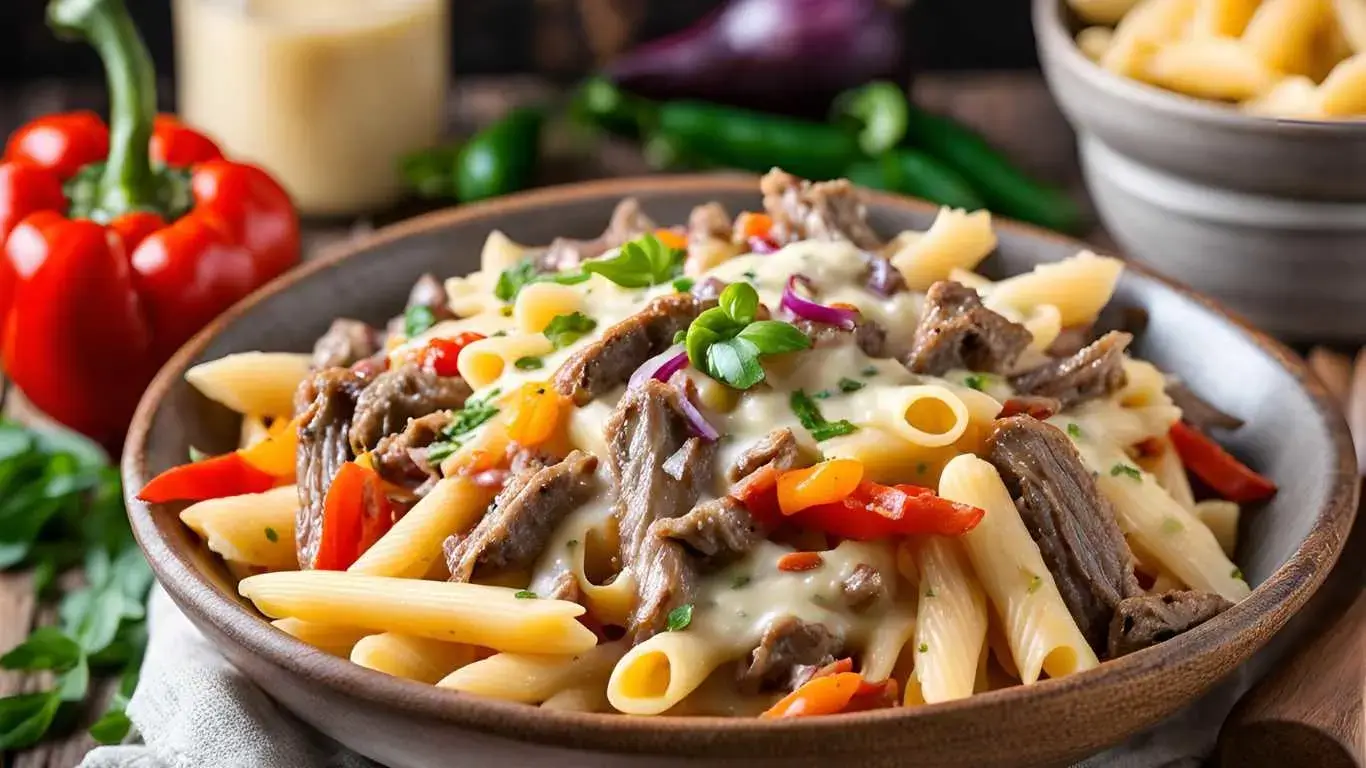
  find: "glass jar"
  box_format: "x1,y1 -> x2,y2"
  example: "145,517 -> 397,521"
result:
174,0 -> 449,217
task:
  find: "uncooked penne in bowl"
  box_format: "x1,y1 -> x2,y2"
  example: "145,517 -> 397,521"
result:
138,168 -> 1280,724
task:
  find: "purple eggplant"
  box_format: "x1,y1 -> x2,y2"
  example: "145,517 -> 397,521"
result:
606,0 -> 911,118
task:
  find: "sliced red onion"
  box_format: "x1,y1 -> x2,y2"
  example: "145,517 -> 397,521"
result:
668,371 -> 720,442
629,344 -> 688,390
748,235 -> 780,254
781,274 -> 858,330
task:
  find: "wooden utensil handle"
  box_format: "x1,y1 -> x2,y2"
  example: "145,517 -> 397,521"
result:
1218,589 -> 1365,768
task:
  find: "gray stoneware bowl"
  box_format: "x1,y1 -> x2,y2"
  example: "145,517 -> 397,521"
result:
123,176 -> 1358,768
1033,0 -> 1366,342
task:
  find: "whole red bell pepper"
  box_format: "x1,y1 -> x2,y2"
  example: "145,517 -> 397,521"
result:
0,0 -> 299,447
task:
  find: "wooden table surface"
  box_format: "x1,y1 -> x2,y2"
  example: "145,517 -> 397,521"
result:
0,70 -> 1273,767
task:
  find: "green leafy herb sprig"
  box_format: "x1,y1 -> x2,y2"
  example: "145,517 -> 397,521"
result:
425,389 -> 503,463
684,283 -> 810,390
0,421 -> 152,749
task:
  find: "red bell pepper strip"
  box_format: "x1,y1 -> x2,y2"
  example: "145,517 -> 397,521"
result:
314,462 -> 396,571
1167,421 -> 1277,503
761,672 -> 863,718
0,0 -> 298,447
137,451 -> 276,503
739,476 -> 984,541
418,332 -> 486,377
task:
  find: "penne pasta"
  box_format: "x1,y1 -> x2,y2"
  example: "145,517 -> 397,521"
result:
607,631 -> 731,716
986,251 -> 1124,328
180,485 -> 299,570
439,642 -> 626,704
185,352 -> 312,417
272,618 -> 371,657
349,476 -> 497,579
890,208 -> 996,291
906,537 -> 988,703
351,632 -> 480,684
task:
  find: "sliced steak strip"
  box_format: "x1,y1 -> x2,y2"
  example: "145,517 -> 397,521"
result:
651,497 -> 761,568
905,281 -> 1033,376
737,616 -> 845,693
538,198 -> 657,273
792,316 -> 887,358
840,564 -> 886,612
1108,590 -> 1232,658
553,294 -> 701,405
607,381 -> 717,640
446,450 -> 599,583
349,363 -> 472,455
1166,382 -> 1245,431
986,416 -> 1142,653
760,169 -> 882,250
1010,331 -> 1132,410
372,411 -> 451,496
727,428 -> 799,484
311,319 -> 382,370
294,368 -> 367,569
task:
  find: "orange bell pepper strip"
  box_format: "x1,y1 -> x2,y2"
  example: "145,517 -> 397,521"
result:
238,415 -> 301,478
776,459 -> 863,516
505,382 -> 568,447
761,672 -> 863,718
313,462 -> 395,571
777,481 -> 983,541
735,212 -> 773,241
652,228 -> 688,251
138,451 -> 275,503
776,551 -> 824,572
1167,421 -> 1277,503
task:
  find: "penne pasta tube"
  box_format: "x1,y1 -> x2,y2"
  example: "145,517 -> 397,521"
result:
986,251 -> 1123,327
180,485 -> 299,570
238,571 -> 598,654
890,208 -> 996,291
907,536 -> 988,703
438,641 -> 626,704
185,352 -> 312,417
272,618 -> 370,658
860,603 -> 918,683
877,385 -> 973,448
351,632 -> 480,684
349,476 -> 497,578
607,631 -> 732,715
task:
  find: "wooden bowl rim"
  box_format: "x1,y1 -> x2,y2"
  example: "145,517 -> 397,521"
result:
1032,0 -> 1366,134
122,174 -> 1360,753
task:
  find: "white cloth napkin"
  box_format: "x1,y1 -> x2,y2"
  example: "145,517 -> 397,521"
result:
79,586 -> 1252,768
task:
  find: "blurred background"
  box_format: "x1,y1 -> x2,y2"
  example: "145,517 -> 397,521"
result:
0,0 -> 1039,81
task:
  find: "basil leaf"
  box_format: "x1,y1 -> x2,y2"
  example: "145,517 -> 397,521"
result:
809,420 -> 858,441
705,338 -> 765,390
838,377 -> 865,393
513,356 -> 543,371
665,603 -> 694,632
0,691 -> 61,750
672,276 -> 694,293
543,312 -> 598,349
684,323 -> 721,371
736,320 -> 811,356
494,258 -> 538,302
718,282 -> 759,324
0,627 -> 82,673
582,233 -> 683,288
404,305 -> 436,338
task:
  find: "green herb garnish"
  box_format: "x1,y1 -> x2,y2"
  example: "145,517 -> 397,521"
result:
1067,423 -> 1083,439
963,373 -> 989,391
514,356 -> 544,371
923,586 -> 936,598
1027,575 -> 1043,594
684,283 -> 810,390
493,257 -> 591,303
581,233 -> 684,288
426,389 -> 503,460
860,366 -> 878,377
666,603 -> 694,632
1230,567 -> 1244,581
731,574 -> 752,589
543,312 -> 598,349
838,377 -> 865,393
404,304 -> 437,338
672,276 -> 695,293
1110,463 -> 1142,481
790,390 -> 858,442
566,539 -> 578,549
514,590 -> 537,600
1162,517 -> 1184,534
918,643 -> 929,653
264,527 -> 279,543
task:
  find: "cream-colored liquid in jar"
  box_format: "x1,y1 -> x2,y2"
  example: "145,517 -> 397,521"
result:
174,0 -> 448,216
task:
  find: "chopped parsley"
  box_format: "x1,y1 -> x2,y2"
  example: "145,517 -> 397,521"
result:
963,373 -> 989,391
915,462 -> 928,475
790,389 -> 858,442
581,233 -> 684,288
499,305 -> 513,317
1161,517 -> 1184,534
264,527 -> 278,543
490,330 -> 508,338
918,643 -> 929,653
513,355 -> 544,371
813,389 -> 833,400
731,574 -> 751,589
742,270 -> 757,281
404,305 -> 436,338
493,257 -> 591,302
566,539 -> 578,549
860,366 -> 878,377
1027,575 -> 1043,594
1110,463 -> 1142,481
684,282 -> 810,390
1067,423 -> 1083,439
543,312 -> 598,349
672,276 -> 695,293
426,389 -> 502,461
1230,567 -> 1244,581
837,377 -> 865,393
665,603 -> 694,632
513,590 -> 537,600
923,586 -> 936,598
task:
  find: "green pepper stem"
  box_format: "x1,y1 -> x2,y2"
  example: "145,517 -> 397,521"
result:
48,0 -> 158,219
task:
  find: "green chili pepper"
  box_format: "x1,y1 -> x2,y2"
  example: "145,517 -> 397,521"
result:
455,108 -> 543,203
399,143 -> 462,200
570,77 -> 659,138
830,81 -> 909,155
844,149 -> 985,212
902,105 -> 1083,233
655,101 -> 862,181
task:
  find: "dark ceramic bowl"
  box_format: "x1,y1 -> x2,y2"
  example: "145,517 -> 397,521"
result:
123,175 -> 1358,768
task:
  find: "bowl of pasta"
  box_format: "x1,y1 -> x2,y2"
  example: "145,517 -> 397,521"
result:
1034,0 -> 1366,341
124,171 -> 1357,768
